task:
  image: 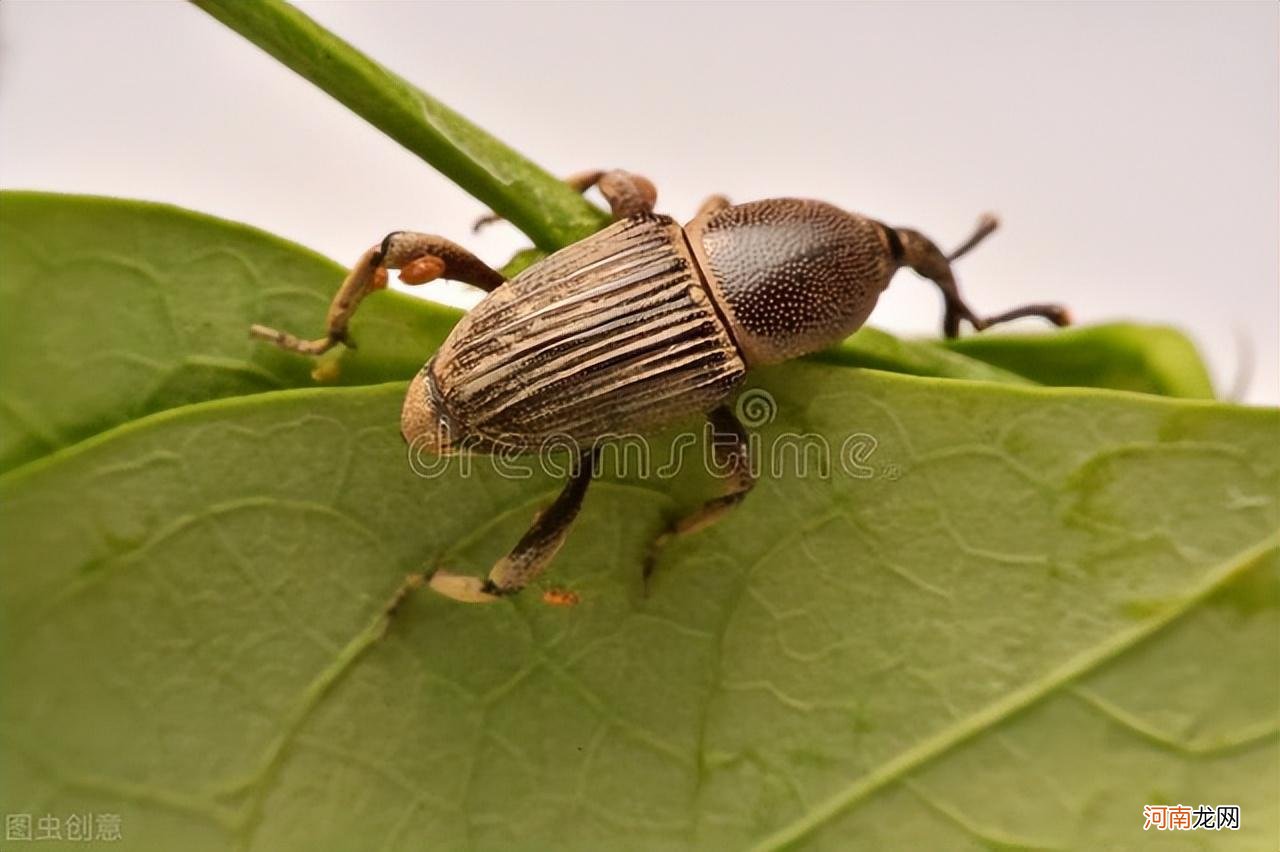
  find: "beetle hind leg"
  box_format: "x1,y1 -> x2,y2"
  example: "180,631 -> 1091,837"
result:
645,405 -> 756,587
894,215 -> 1071,338
429,450 -> 598,604
250,232 -> 505,361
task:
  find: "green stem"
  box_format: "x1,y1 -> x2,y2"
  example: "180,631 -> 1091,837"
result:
190,0 -> 609,251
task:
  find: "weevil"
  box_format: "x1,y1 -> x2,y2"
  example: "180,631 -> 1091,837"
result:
251,170 -> 1069,603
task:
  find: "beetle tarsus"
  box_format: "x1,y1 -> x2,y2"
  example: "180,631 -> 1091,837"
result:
428,569 -> 503,604
248,323 -> 340,356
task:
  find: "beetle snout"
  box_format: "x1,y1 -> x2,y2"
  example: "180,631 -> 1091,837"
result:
401,369 -> 453,456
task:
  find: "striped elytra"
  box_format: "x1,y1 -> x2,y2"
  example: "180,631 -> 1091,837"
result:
412,215 -> 747,452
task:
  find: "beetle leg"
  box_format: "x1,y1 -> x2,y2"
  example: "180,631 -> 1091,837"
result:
250,232 -> 505,358
429,449 -> 598,603
894,215 -> 1071,338
694,194 -> 731,218
645,405 -> 755,584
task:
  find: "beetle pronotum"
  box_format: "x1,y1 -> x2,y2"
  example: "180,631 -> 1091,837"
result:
252,170 -> 1069,603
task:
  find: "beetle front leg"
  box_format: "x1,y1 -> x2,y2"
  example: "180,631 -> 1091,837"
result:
429,449 -> 598,603
250,232 -> 506,358
645,404 -> 755,583
894,215 -> 1071,338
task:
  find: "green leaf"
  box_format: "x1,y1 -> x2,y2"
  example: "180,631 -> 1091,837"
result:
2,367 -> 1274,850
0,192 -> 458,474
190,0 -> 610,252
942,323 -> 1217,399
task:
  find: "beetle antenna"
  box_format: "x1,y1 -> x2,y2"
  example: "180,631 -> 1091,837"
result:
948,213 -> 999,262
896,218 -> 1069,337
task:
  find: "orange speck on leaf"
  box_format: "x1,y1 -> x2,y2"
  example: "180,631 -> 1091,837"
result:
541,588 -> 580,608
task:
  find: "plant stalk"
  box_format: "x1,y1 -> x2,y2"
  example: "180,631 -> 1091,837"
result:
190,0 -> 610,252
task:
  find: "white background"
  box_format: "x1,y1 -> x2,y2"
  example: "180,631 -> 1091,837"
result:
2,1 -> 1276,402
